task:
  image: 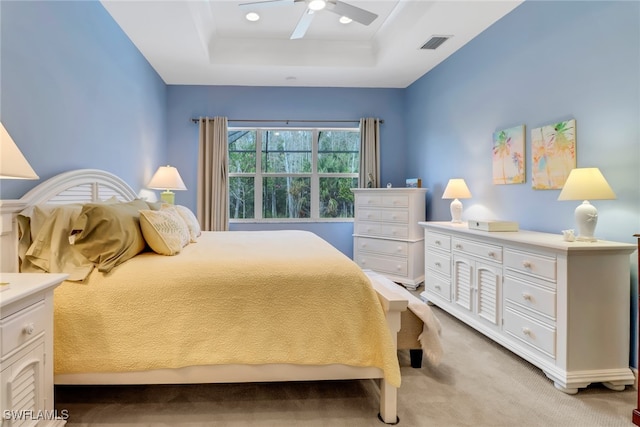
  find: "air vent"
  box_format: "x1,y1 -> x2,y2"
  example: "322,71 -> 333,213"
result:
420,36 -> 451,50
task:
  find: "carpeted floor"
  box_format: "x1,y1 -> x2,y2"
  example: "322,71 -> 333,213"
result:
55,305 -> 636,426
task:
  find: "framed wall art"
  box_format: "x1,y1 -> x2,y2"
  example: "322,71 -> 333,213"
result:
531,119 -> 576,190
492,125 -> 525,184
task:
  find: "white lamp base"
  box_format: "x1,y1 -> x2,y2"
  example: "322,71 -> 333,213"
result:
574,200 -> 598,242
450,198 -> 463,223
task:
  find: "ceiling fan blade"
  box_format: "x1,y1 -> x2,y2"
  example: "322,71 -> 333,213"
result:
290,9 -> 315,39
326,0 -> 378,25
239,0 -> 295,10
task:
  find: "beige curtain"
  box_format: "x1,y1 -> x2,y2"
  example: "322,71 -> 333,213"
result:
359,117 -> 381,188
197,117 -> 229,231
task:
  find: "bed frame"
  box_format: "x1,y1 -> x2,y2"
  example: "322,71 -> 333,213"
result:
0,169 -> 408,424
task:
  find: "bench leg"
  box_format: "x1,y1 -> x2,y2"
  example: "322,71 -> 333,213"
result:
409,349 -> 423,368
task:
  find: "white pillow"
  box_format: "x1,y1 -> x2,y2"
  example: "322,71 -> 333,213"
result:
139,209 -> 190,256
171,205 -> 202,242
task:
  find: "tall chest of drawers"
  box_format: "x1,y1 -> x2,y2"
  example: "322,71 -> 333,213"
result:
420,221 -> 637,394
351,188 -> 427,288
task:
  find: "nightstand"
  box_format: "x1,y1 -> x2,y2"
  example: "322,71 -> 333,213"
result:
1,273 -> 68,427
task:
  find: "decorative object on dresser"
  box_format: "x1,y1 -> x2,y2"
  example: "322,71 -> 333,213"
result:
557,167 -> 616,242
420,221 -> 636,394
0,273 -> 68,426
633,233 -> 640,426
147,165 -> 187,204
352,187 -> 427,290
441,178 -> 472,223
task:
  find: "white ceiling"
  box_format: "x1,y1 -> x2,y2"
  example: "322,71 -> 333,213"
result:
100,0 -> 522,88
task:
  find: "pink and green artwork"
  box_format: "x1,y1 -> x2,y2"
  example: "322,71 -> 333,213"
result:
531,119 -> 576,190
492,125 -> 525,184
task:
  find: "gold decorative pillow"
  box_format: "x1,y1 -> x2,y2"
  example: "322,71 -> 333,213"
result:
172,205 -> 202,242
71,199 -> 149,272
139,209 -> 190,256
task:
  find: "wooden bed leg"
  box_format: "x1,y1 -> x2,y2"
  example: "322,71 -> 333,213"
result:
410,349 -> 423,368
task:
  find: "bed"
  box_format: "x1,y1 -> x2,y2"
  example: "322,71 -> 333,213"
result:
0,169 -> 441,424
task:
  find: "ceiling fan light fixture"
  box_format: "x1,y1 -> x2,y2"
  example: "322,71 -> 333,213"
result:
308,0 -> 327,11
245,11 -> 260,21
339,16 -> 352,24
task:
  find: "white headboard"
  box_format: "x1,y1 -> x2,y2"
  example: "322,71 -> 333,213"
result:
0,169 -> 138,272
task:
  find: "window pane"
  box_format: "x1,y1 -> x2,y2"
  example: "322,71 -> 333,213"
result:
263,177 -> 310,219
229,176 -> 255,219
229,130 -> 256,173
319,177 -> 357,218
262,130 -> 312,173
318,130 -> 359,173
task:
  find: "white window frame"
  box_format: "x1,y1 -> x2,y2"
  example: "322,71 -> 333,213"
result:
229,127 -> 359,223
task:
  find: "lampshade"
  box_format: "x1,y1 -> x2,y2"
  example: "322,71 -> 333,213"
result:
557,168 -> 616,201
148,165 -> 186,204
557,167 -> 615,242
442,178 -> 472,223
0,122 -> 39,179
442,179 -> 472,199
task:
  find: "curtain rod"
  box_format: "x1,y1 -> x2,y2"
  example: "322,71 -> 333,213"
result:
190,118 -> 383,124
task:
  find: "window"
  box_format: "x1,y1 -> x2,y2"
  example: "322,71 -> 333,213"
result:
229,128 -> 359,221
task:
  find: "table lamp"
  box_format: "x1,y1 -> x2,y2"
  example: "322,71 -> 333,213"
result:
442,178 -> 472,223
148,165 -> 187,204
557,167 -> 616,242
1,122 -> 39,289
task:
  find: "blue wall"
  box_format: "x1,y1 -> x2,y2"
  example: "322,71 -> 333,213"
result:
166,85 -> 406,255
405,0 -> 640,365
0,0 -> 167,199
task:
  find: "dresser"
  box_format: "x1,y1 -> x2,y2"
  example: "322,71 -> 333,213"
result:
351,188 -> 427,289
1,273 -> 68,426
633,234 -> 640,426
420,221 -> 637,394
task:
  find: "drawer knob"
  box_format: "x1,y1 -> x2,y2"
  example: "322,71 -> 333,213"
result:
488,251 -> 496,258
435,262 -> 441,267
396,246 -> 402,252
455,244 -> 462,249
435,240 -> 441,245
521,327 -> 532,336
23,323 -> 35,335
522,293 -> 533,301
522,261 -> 533,269
435,285 -> 441,290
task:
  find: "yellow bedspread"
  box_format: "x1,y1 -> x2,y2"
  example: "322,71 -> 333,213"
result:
54,230 -> 401,387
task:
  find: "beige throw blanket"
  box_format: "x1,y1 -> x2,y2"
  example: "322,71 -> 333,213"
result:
54,231 -> 401,387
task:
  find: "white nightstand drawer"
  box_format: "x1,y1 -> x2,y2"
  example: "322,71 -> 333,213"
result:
504,276 -> 556,319
356,254 -> 408,277
505,249 -> 556,282
355,237 -> 408,257
1,301 -> 47,357
503,307 -> 556,358
426,232 -> 451,251
452,238 -> 502,262
426,251 -> 451,277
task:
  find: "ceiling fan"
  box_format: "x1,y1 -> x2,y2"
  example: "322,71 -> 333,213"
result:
239,0 -> 378,40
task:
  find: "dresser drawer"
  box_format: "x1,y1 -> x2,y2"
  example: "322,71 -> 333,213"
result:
355,237 -> 408,257
381,195 -> 409,208
355,221 -> 381,236
380,209 -> 409,223
504,249 -> 556,282
1,301 -> 47,357
356,209 -> 382,222
452,238 -> 502,262
426,232 -> 451,251
379,224 -> 409,239
356,253 -> 408,277
425,272 -> 451,301
357,195 -> 382,207
425,250 -> 451,277
503,307 -> 556,358
504,276 -> 556,319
